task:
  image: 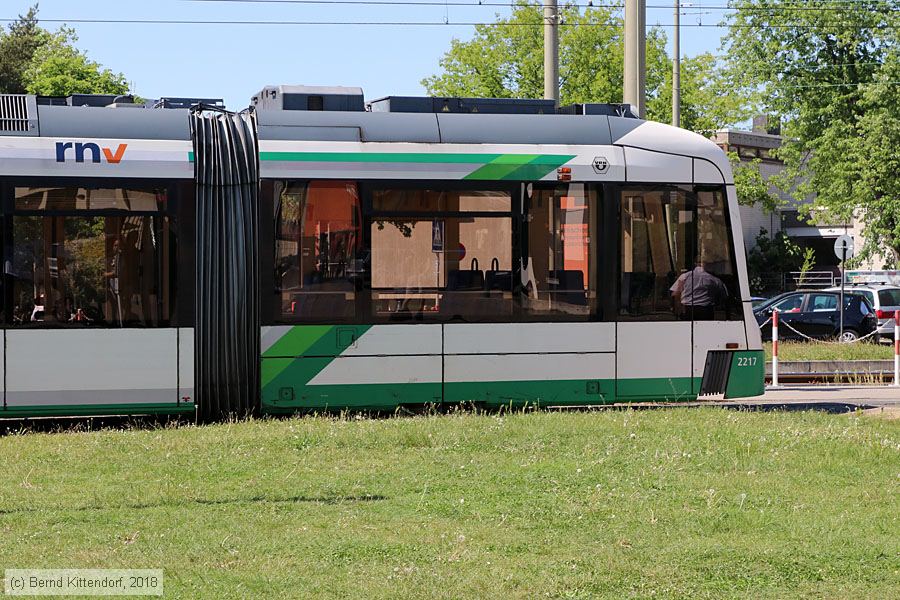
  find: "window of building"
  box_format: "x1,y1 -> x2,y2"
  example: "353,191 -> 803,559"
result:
274,181 -> 362,322
11,186 -> 171,327
519,184 -> 598,320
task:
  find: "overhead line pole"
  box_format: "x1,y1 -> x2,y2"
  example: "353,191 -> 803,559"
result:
544,0 -> 560,107
672,0 -> 680,127
624,0 -> 646,118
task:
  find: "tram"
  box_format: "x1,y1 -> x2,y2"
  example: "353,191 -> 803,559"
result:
0,86 -> 764,419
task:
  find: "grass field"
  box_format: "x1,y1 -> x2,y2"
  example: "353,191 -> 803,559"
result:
1,410 -> 898,599
763,340 -> 894,362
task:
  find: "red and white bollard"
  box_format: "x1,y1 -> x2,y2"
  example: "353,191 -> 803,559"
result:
893,310 -> 899,388
771,309 -> 780,389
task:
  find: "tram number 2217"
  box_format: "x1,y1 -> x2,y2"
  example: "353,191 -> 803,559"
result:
736,356 -> 758,367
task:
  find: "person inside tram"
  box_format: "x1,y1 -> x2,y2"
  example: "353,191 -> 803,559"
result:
670,257 -> 728,321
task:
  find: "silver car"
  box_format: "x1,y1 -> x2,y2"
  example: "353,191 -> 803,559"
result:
826,284 -> 900,340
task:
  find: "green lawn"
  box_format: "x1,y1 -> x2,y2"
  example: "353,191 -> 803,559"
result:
1,410 -> 898,599
764,340 -> 894,362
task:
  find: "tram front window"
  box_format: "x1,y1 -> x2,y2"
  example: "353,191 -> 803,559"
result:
696,188 -> 743,320
11,186 -> 171,327
619,188 -> 695,321
619,186 -> 742,321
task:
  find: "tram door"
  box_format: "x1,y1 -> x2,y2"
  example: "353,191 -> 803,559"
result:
444,183 -> 614,406
616,188 -> 694,400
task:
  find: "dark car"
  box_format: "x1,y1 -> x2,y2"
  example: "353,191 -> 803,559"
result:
755,290 -> 878,342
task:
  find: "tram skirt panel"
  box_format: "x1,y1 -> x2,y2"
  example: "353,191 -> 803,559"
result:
190,108 -> 260,421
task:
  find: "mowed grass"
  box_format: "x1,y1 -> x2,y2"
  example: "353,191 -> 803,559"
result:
764,340 -> 894,362
1,410 -> 898,599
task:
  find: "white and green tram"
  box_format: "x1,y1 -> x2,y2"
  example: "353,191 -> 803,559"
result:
0,87 -> 763,419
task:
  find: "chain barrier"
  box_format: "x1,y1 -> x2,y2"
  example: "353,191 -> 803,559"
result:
775,318 -> 882,345
764,308 -> 900,388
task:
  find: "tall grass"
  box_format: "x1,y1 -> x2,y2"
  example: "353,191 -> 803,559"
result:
764,341 -> 893,362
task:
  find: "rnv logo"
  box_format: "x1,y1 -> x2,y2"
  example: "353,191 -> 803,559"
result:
55,142 -> 128,164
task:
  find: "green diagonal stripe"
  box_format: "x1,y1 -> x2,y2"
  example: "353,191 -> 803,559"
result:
261,325 -> 333,388
464,154 -> 576,181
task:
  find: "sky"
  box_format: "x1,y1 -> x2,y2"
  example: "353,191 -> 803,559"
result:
5,1 -> 731,109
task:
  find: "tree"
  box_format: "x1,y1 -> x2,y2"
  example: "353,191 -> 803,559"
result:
729,152 -> 780,213
0,4 -> 131,97
0,4 -> 48,93
23,28 -> 128,96
723,0 -> 900,264
423,1 -> 747,133
746,228 -> 803,294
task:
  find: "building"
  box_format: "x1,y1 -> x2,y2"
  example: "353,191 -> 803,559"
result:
713,117 -> 881,284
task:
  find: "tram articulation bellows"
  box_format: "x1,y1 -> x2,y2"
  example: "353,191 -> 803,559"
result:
190,107 -> 261,421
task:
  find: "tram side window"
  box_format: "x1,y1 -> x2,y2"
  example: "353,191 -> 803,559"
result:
274,181 -> 362,323
11,186 -> 171,327
619,188 -> 695,321
696,188 -> 742,320
369,189 -> 513,322
520,184 -> 598,320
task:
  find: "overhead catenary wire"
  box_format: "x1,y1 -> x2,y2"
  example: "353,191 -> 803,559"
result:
182,0 -> 899,10
1,17 -> 896,28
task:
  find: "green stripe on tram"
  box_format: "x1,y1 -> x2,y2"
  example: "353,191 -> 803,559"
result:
188,151 -> 577,180
463,154 -> 575,181
258,151 -> 504,164
261,325 -> 373,390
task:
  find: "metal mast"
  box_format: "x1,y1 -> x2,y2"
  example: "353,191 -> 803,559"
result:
672,0 -> 681,127
624,0 -> 646,118
544,0 -> 560,106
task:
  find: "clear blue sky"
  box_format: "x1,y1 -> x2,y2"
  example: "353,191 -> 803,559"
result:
9,1 -> 730,108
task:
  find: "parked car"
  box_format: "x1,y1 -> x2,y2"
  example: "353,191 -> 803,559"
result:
750,296 -> 768,309
824,284 -> 900,341
754,290 -> 878,342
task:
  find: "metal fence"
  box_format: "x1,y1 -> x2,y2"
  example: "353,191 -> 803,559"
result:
752,271 -> 836,297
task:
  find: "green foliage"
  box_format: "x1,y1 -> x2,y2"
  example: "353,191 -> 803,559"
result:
729,151 -> 780,212
23,27 -> 128,96
0,4 -> 48,93
747,228 -> 803,294
0,5 -> 131,97
723,0 -> 900,266
797,246 -> 816,286
651,53 -> 749,135
423,1 -> 747,133
763,340 -> 893,362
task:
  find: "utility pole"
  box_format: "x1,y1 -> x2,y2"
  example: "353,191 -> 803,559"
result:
672,0 -> 681,127
623,0 -> 646,118
543,0 -> 559,106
